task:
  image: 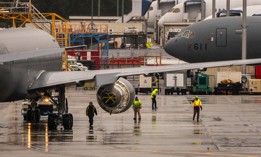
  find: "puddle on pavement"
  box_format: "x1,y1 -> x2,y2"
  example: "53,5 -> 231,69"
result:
213,117 -> 222,121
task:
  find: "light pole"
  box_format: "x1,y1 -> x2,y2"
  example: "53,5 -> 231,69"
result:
226,0 -> 230,17
212,0 -> 216,18
91,0 -> 93,50
117,0 -> 119,16
242,0 -> 247,74
122,0 -> 124,23
98,0 -> 100,16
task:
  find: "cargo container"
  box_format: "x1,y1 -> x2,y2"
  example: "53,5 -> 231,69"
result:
164,73 -> 187,95
135,75 -> 152,94
248,79 -> 261,94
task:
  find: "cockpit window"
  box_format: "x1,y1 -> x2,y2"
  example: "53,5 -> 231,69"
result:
172,8 -> 180,13
169,8 -> 180,13
181,30 -> 195,38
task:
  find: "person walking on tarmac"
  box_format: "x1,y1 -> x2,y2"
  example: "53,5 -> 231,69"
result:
151,88 -> 158,110
132,96 -> 142,122
192,96 -> 203,122
86,101 -> 97,128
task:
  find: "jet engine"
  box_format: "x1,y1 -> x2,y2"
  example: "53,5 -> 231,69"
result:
97,77 -> 135,114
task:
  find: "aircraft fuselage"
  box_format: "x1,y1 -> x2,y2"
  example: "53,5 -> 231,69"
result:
0,28 -> 62,101
164,17 -> 261,63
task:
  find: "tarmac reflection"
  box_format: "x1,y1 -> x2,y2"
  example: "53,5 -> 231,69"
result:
133,121 -> 141,136
151,115 -> 157,130
24,122 -> 73,152
86,126 -> 97,142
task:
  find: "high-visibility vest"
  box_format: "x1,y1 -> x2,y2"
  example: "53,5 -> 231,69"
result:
193,99 -> 202,107
151,89 -> 157,98
132,100 -> 142,108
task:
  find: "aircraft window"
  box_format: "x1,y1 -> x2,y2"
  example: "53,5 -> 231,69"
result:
172,8 -> 180,13
181,30 -> 195,38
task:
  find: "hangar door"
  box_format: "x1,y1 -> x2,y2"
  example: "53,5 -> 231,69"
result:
216,28 -> 227,47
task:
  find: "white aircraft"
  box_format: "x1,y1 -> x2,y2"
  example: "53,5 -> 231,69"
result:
158,0 -> 261,27
1,28 -> 261,129
146,0 -> 186,29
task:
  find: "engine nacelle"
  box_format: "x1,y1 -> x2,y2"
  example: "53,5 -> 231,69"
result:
96,78 -> 135,114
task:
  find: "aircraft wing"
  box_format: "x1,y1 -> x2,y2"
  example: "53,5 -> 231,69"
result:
0,48 -> 64,63
29,58 -> 261,90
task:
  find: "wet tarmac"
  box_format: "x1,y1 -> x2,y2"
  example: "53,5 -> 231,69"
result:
1,87 -> 261,157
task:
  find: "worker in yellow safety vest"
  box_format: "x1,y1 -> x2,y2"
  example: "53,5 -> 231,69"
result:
192,96 -> 203,122
132,96 -> 142,122
151,89 -> 158,110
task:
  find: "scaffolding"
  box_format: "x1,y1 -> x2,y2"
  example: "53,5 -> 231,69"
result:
0,0 -> 111,65
0,0 -> 68,47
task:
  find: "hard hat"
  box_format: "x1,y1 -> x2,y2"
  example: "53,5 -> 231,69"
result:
195,96 -> 198,98
155,89 -> 158,91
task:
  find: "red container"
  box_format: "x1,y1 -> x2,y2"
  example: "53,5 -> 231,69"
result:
255,65 -> 261,79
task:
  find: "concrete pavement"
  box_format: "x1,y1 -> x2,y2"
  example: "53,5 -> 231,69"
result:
0,87 -> 261,157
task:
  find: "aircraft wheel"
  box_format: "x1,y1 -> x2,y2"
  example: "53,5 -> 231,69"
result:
34,109 -> 41,122
26,109 -> 33,123
63,113 -> 73,130
65,98 -> 68,113
23,115 -> 27,121
48,114 -> 57,130
69,113 -> 73,127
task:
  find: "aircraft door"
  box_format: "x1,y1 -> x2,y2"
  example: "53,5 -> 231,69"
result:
216,28 -> 227,47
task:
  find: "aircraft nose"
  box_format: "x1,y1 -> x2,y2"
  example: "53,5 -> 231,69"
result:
164,37 -> 188,62
164,38 -> 180,58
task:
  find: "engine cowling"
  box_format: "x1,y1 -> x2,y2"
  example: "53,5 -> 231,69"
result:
96,77 -> 135,114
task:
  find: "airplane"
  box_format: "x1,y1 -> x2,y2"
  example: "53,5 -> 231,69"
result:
157,0 -> 261,27
146,0 -> 186,29
163,16 -> 261,63
1,27 -> 261,130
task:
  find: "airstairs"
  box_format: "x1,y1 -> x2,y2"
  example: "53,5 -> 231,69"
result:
29,4 -> 51,34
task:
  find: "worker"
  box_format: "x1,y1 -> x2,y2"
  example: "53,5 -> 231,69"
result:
76,52 -> 81,60
132,96 -> 142,122
151,88 -> 158,110
192,96 -> 203,122
86,101 -> 97,128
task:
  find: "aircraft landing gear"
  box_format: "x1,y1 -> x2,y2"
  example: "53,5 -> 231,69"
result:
47,113 -> 57,130
63,113 -> 73,130
25,99 -> 41,123
46,85 -> 73,130
27,108 -> 41,123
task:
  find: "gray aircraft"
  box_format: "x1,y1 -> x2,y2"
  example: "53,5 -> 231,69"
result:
164,16 -> 261,63
1,27 -> 261,129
